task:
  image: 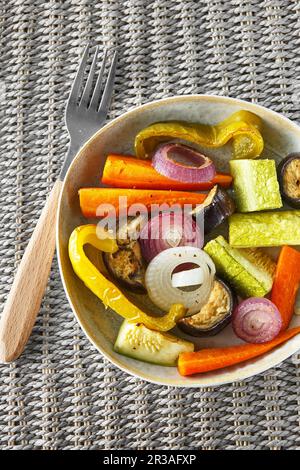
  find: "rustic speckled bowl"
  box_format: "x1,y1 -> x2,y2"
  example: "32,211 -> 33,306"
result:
57,95 -> 300,387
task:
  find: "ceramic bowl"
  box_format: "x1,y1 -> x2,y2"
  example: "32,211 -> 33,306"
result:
57,95 -> 300,387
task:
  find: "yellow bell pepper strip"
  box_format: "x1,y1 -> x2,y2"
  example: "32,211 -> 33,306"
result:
134,110 -> 264,160
68,225 -> 186,331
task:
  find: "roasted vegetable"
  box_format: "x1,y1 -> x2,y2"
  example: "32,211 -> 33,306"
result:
114,320 -> 194,366
192,185 -> 235,234
177,278 -> 236,337
103,216 -> 146,292
152,143 -> 216,183
230,159 -> 282,212
139,212 -> 203,262
232,298 -> 282,344
229,211 -> 300,247
277,153 -> 300,208
102,154 -> 233,190
79,188 -> 206,218
134,110 -> 264,160
204,236 -> 276,298
68,225 -> 186,331
271,245 -> 300,331
145,246 -> 215,315
103,239 -> 146,292
177,327 -> 300,376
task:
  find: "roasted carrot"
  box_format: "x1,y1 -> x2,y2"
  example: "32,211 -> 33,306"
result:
271,246 -> 300,331
178,327 -> 300,376
79,188 -> 207,218
101,154 -> 232,190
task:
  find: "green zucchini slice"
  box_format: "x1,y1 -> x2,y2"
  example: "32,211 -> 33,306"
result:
114,320 -> 194,366
229,211 -> 300,247
230,159 -> 282,212
204,236 -> 275,298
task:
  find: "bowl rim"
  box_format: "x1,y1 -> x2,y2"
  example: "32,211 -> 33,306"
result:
56,93 -> 300,387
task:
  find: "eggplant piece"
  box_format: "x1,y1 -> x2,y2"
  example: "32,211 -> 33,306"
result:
277,153 -> 300,208
103,216 -> 147,292
103,239 -> 146,292
192,185 -> 235,235
177,278 -> 236,337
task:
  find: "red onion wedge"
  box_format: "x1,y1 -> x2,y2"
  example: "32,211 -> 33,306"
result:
152,143 -> 216,183
139,212 -> 203,262
232,298 -> 282,344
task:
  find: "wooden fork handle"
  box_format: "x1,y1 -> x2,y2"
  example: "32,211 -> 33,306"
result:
0,179 -> 63,363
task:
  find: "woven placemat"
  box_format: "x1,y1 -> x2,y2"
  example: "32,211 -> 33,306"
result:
1,0 -> 300,450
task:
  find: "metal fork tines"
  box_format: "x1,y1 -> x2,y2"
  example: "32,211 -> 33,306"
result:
61,45 -> 117,178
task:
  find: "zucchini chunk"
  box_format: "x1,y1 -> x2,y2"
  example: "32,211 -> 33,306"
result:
114,321 -> 194,366
230,159 -> 282,212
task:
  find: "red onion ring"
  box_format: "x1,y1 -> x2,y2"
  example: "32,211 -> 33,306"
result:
139,212 -> 203,262
232,298 -> 282,344
152,143 -> 216,183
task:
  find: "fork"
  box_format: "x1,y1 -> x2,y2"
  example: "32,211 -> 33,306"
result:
0,45 -> 117,362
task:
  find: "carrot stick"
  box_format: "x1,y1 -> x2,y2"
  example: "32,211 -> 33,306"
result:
178,327 -> 300,376
79,188 -> 207,218
271,246 -> 300,331
102,154 -> 232,190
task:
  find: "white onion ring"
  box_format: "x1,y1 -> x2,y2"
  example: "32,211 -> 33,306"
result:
145,246 -> 215,315
171,267 -> 204,288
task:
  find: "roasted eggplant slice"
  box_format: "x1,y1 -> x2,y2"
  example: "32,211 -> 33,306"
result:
103,239 -> 146,292
103,216 -> 146,292
277,153 -> 300,208
177,278 -> 236,336
192,185 -> 235,234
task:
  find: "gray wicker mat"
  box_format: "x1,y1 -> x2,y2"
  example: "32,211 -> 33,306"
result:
1,0 -> 300,450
